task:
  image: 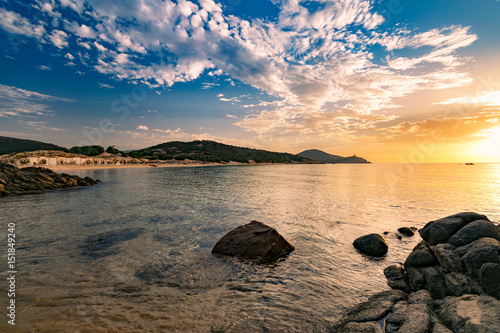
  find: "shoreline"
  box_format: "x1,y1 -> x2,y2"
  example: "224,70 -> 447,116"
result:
18,161 -> 259,171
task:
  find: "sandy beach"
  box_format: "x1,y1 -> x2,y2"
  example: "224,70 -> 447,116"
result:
24,161 -> 253,172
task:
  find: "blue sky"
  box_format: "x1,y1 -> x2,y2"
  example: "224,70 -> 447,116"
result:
1,0 -> 500,162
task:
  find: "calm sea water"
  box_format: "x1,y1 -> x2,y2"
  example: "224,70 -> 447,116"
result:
1,163 -> 499,332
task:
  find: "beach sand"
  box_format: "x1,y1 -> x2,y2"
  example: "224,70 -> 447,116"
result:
23,161 -> 252,172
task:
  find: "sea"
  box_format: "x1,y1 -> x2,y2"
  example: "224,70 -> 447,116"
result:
1,163 -> 499,332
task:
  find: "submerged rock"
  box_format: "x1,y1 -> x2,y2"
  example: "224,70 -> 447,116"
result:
353,233 -> 388,257
81,228 -> 145,258
212,220 -> 295,264
0,163 -> 99,196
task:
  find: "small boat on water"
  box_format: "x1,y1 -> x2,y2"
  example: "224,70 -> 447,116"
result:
465,162 -> 474,165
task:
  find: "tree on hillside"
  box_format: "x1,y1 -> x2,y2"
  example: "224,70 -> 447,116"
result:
69,145 -> 104,156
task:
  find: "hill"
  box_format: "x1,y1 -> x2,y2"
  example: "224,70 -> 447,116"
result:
128,140 -> 314,164
298,149 -> 370,164
0,136 -> 67,155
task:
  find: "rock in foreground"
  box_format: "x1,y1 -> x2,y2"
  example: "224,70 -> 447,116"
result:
0,163 -> 99,196
212,220 -> 295,264
353,233 -> 388,257
335,212 -> 500,333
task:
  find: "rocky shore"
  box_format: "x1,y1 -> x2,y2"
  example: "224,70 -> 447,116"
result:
0,163 -> 99,196
334,212 -> 500,332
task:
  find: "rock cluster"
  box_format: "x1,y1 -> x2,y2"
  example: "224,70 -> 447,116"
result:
212,220 -> 295,264
0,163 -> 99,196
335,212 -> 500,333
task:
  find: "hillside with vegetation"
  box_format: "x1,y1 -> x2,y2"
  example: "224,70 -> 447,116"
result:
0,136 -> 68,155
298,149 -> 370,164
128,140 -> 314,163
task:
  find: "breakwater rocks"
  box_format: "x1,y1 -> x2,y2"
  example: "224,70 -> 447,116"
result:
0,163 -> 99,196
336,212 -> 500,332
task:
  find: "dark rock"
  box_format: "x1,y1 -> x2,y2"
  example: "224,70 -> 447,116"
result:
405,246 -> 438,267
333,290 -> 408,331
0,163 -> 99,196
460,237 -> 500,279
211,220 -> 295,263
439,294 -> 500,333
398,227 -> 415,237
447,220 -> 500,247
419,212 -> 489,245
408,290 -> 434,309
353,233 -> 388,257
479,263 -> 500,300
384,264 -> 411,293
420,218 -> 467,246
396,303 -> 431,333
443,272 -> 475,297
432,243 -> 464,273
406,266 -> 426,291
422,266 -> 447,299
81,228 -> 145,258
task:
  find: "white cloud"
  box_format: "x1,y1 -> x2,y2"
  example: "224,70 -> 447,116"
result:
0,8 -> 46,39
436,90 -> 500,107
0,84 -> 74,120
65,53 -> 75,60
37,65 -> 53,71
137,125 -> 149,130
48,30 -> 68,49
98,82 -> 114,89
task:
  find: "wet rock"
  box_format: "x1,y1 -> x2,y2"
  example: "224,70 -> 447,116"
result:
0,163 -> 99,196
384,264 -> 411,294
447,219 -> 500,247
353,233 -> 388,257
460,237 -> 500,279
432,243 -> 464,273
81,228 -> 145,258
479,263 -> 500,300
211,220 -> 295,263
439,294 -> 500,333
398,227 -> 415,237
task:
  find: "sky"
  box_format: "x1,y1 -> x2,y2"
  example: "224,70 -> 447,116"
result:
1,0 -> 500,163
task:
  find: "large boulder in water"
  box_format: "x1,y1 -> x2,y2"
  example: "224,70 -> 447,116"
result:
353,233 -> 388,257
212,220 -> 295,263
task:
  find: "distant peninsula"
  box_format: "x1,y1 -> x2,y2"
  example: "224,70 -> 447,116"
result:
298,149 -> 370,164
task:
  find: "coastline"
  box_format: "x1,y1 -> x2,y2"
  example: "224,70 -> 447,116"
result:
20,161 -> 258,171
